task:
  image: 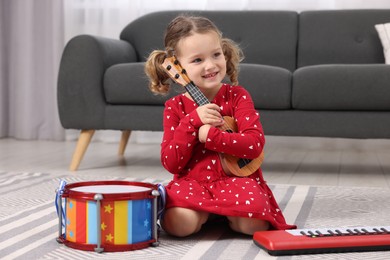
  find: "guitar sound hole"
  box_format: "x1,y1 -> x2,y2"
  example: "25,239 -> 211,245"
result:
238,158 -> 252,168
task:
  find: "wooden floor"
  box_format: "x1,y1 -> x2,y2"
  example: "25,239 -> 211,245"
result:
1,134 -> 390,188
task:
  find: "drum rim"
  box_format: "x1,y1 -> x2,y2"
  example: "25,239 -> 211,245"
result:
62,180 -> 158,200
57,234 -> 156,252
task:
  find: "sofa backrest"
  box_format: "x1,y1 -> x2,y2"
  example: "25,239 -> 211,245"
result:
298,9 -> 390,67
120,10 -> 298,71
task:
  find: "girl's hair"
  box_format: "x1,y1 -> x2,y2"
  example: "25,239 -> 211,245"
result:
144,15 -> 244,95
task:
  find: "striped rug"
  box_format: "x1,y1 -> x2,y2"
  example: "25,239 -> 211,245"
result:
0,172 -> 389,260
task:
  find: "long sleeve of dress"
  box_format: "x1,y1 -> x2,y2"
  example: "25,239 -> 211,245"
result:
160,97 -> 203,175
204,87 -> 265,159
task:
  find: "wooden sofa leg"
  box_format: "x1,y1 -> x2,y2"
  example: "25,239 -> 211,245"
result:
69,129 -> 95,171
118,130 -> 132,155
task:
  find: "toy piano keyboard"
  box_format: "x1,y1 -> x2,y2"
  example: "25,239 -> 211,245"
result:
253,226 -> 390,256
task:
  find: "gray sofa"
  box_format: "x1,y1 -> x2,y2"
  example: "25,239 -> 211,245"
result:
58,10 -> 390,170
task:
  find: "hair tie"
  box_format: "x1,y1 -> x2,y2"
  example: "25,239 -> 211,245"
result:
166,48 -> 175,57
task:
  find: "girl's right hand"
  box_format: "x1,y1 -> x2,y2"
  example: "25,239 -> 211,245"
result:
196,104 -> 224,127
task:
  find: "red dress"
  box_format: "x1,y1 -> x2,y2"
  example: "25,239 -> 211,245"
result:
161,84 -> 296,230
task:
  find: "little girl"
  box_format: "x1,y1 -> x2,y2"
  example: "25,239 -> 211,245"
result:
145,15 -> 296,237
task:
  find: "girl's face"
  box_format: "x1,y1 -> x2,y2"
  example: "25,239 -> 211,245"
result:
176,31 -> 227,99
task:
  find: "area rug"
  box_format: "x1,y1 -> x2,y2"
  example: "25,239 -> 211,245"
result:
0,172 -> 389,260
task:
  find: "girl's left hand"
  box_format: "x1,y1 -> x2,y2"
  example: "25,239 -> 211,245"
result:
198,124 -> 212,143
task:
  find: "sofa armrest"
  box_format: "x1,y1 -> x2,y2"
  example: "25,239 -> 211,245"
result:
58,35 -> 137,129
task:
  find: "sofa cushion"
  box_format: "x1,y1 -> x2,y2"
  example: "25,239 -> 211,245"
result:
375,23 -> 390,64
104,63 -> 177,105
298,10 -> 390,67
292,64 -> 390,110
259,110 -> 390,138
120,10 -> 298,71
239,64 -> 292,109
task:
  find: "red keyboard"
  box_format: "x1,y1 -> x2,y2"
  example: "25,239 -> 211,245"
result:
253,226 -> 390,256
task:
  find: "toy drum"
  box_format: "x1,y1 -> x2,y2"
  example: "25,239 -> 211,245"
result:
55,180 -> 160,252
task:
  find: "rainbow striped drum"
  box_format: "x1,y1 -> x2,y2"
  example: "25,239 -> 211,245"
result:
56,181 -> 160,252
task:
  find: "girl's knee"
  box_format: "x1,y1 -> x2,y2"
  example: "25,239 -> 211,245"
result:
228,217 -> 269,235
161,207 -> 209,237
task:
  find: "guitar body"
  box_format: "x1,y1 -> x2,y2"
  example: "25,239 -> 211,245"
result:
219,116 -> 265,177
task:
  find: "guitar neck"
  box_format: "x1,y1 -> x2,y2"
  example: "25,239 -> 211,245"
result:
185,83 -> 210,106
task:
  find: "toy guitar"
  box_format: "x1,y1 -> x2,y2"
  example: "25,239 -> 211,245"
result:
253,226 -> 390,256
161,56 -> 264,177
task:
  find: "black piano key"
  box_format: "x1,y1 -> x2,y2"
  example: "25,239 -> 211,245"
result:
297,227 -> 390,239
327,230 -> 336,236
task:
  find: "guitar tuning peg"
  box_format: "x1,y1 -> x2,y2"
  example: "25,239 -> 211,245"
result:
181,69 -> 186,74
175,74 -> 180,79
167,65 -> 172,70
174,60 -> 179,65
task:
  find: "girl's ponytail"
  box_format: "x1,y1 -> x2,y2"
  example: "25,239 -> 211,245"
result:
222,38 -> 244,86
144,50 -> 171,95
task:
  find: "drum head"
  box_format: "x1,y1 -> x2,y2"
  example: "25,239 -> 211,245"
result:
62,180 -> 157,200
71,185 -> 150,193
